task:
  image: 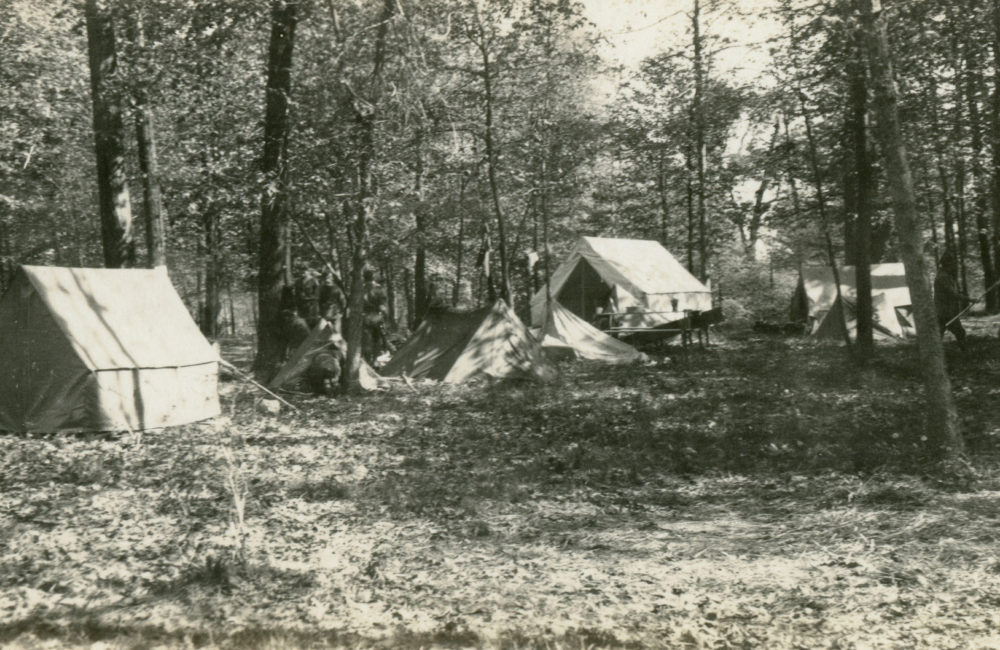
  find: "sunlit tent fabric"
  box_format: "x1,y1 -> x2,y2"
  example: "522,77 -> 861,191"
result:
269,319 -> 380,391
789,263 -> 914,338
537,300 -> 646,363
530,236 -> 712,330
812,291 -> 905,341
380,300 -> 553,383
0,265 -> 220,432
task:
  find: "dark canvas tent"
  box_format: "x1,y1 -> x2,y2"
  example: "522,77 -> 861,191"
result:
536,300 -> 646,364
0,265 -> 220,433
789,264 -> 914,339
380,300 -> 553,383
530,236 -> 712,330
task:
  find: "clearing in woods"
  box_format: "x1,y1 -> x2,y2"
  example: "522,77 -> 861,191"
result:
2,325 -> 1000,649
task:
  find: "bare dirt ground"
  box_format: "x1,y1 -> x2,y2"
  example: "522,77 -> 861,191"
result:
3,324 -> 1000,649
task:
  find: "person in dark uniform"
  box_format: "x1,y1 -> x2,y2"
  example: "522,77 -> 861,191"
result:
362,267 -> 389,365
318,268 -> 342,325
935,249 -> 973,349
296,264 -> 321,328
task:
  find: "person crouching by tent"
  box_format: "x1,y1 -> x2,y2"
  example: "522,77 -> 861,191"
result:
935,249 -> 973,349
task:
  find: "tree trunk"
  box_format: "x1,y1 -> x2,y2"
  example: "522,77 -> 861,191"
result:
201,206 -> 221,340
849,8 -> 874,358
342,0 -> 394,392
963,35 -> 998,311
383,259 -> 397,329
656,148 -> 671,247
801,92 -> 853,348
84,0 -> 135,269
861,0 -> 964,460
692,0 -> 708,282
685,144 -> 696,274
453,172 -> 468,306
991,0 -> 1000,302
131,11 -> 165,268
476,15 -> 512,305
253,0 -> 297,379
413,129 -> 428,325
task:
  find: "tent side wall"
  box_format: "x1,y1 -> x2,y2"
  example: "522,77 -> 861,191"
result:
0,275 -> 97,432
94,363 -> 220,431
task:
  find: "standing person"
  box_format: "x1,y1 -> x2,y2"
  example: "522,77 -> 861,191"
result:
297,264 -> 321,327
935,249 -> 973,349
318,268 -> 342,327
362,267 -> 388,365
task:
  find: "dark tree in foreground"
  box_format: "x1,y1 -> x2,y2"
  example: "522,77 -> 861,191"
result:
861,0 -> 963,461
84,0 -> 135,268
254,0 -> 298,379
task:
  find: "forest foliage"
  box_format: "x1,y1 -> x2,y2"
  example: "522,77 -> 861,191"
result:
8,0 -> 1000,327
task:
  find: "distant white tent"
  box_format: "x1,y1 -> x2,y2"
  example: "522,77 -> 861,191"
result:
530,237 -> 712,330
537,300 -> 647,364
790,264 -> 914,339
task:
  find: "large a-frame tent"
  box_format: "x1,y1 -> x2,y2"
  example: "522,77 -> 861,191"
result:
380,300 -> 553,383
536,300 -> 647,364
789,263 -> 914,339
0,266 -> 220,433
530,236 -> 712,330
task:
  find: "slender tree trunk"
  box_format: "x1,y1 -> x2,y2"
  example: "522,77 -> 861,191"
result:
403,266 -> 414,329
253,0 -> 297,379
476,17 -> 512,304
454,173 -> 468,305
685,145 -> 695,274
131,11 -> 165,268
849,9 -> 874,357
383,259 -> 397,329
413,129 -> 428,324
747,119 -> 780,256
963,37 -> 997,311
861,0 -> 963,460
801,92 -> 853,348
656,148 -> 671,246
990,0 -> 1000,290
202,206 -> 221,340
692,0 -> 708,281
342,0 -> 394,392
84,0 -> 135,268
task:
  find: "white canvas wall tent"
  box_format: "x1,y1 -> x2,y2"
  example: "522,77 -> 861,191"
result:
380,300 -> 554,383
530,236 -> 712,331
536,299 -> 647,363
789,264 -> 914,339
0,265 -> 220,433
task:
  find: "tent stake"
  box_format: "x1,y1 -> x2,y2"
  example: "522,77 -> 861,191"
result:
219,359 -> 300,413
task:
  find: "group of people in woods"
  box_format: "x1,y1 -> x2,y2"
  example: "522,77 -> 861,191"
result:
278,262 -> 391,394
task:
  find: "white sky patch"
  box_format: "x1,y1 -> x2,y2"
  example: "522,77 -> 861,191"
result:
581,0 -> 782,83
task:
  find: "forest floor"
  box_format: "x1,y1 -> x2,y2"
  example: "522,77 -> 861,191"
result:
4,321 -> 1000,649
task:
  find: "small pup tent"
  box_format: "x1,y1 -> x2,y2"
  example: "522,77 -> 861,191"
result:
380,300 -> 553,383
269,319 -> 381,392
530,236 -> 712,330
789,263 -> 914,339
812,291 -> 906,341
0,266 -> 220,433
536,300 -> 647,364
